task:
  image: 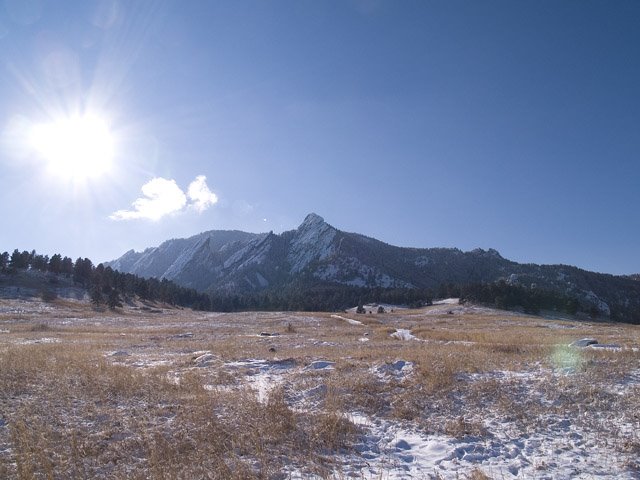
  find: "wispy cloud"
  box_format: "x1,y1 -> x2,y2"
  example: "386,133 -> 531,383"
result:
187,175 -> 218,212
110,175 -> 217,221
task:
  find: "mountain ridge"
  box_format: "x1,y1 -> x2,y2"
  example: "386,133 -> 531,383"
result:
107,213 -> 640,321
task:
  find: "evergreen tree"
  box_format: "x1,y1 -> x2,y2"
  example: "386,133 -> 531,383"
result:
48,254 -> 63,274
32,254 -> 49,271
9,249 -> 23,271
90,285 -> 104,308
0,251 -> 10,272
107,288 -> 122,310
73,257 -> 93,286
61,256 -> 74,276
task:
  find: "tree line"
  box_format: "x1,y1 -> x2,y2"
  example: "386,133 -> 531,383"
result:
0,249 -> 211,310
207,283 -> 436,312
203,279 -> 624,321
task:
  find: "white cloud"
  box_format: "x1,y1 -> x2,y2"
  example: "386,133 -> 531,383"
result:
109,175 -> 218,220
187,175 -> 218,212
110,175 -> 218,221
110,177 -> 186,221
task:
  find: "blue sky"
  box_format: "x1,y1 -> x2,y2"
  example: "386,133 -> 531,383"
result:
0,0 -> 638,274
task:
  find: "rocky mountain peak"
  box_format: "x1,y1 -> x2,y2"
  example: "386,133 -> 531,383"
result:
299,213 -> 326,230
288,213 -> 337,273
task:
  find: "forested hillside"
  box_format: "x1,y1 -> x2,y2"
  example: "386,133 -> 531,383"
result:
0,249 -> 210,310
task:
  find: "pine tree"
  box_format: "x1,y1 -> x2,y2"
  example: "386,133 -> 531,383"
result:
48,254 -> 63,274
32,254 -> 49,271
90,285 -> 104,308
0,251 -> 10,272
74,257 -> 93,286
107,288 -> 122,310
9,249 -> 25,271
61,257 -> 74,277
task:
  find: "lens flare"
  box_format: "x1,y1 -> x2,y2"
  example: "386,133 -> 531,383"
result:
550,345 -> 583,373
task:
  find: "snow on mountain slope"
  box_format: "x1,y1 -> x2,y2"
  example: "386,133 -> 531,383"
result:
108,249 -> 143,273
106,230 -> 257,282
106,213 -> 640,321
128,238 -> 193,278
287,213 -> 337,273
223,232 -> 273,271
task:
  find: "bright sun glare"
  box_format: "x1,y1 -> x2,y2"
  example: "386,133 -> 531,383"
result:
30,114 -> 114,180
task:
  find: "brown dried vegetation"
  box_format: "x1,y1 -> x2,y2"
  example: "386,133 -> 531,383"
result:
0,299 -> 639,478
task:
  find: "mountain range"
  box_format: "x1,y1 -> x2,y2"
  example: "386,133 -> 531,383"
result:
108,213 -> 640,320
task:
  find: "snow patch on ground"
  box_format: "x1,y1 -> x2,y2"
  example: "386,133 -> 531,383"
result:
391,329 -> 419,341
342,414 -> 456,479
290,388 -> 638,479
432,298 -> 460,305
219,358 -> 335,403
331,314 -> 363,326
304,360 -> 335,371
193,352 -> 216,367
222,358 -> 298,402
373,360 -> 414,381
422,304 -> 518,316
16,337 -> 60,345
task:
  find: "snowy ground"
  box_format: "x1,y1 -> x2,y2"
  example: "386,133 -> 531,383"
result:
1,298 -> 639,479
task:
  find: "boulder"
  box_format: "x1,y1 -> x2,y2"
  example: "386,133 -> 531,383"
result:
570,338 -> 598,348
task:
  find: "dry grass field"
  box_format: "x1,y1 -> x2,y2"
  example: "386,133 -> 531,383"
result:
1,298 -> 639,479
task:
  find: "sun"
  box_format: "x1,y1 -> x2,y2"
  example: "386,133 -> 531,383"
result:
30,114 -> 115,180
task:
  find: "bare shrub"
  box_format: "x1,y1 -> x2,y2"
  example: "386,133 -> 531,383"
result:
30,323 -> 51,332
466,467 -> 492,480
40,289 -> 57,303
445,416 -> 487,439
